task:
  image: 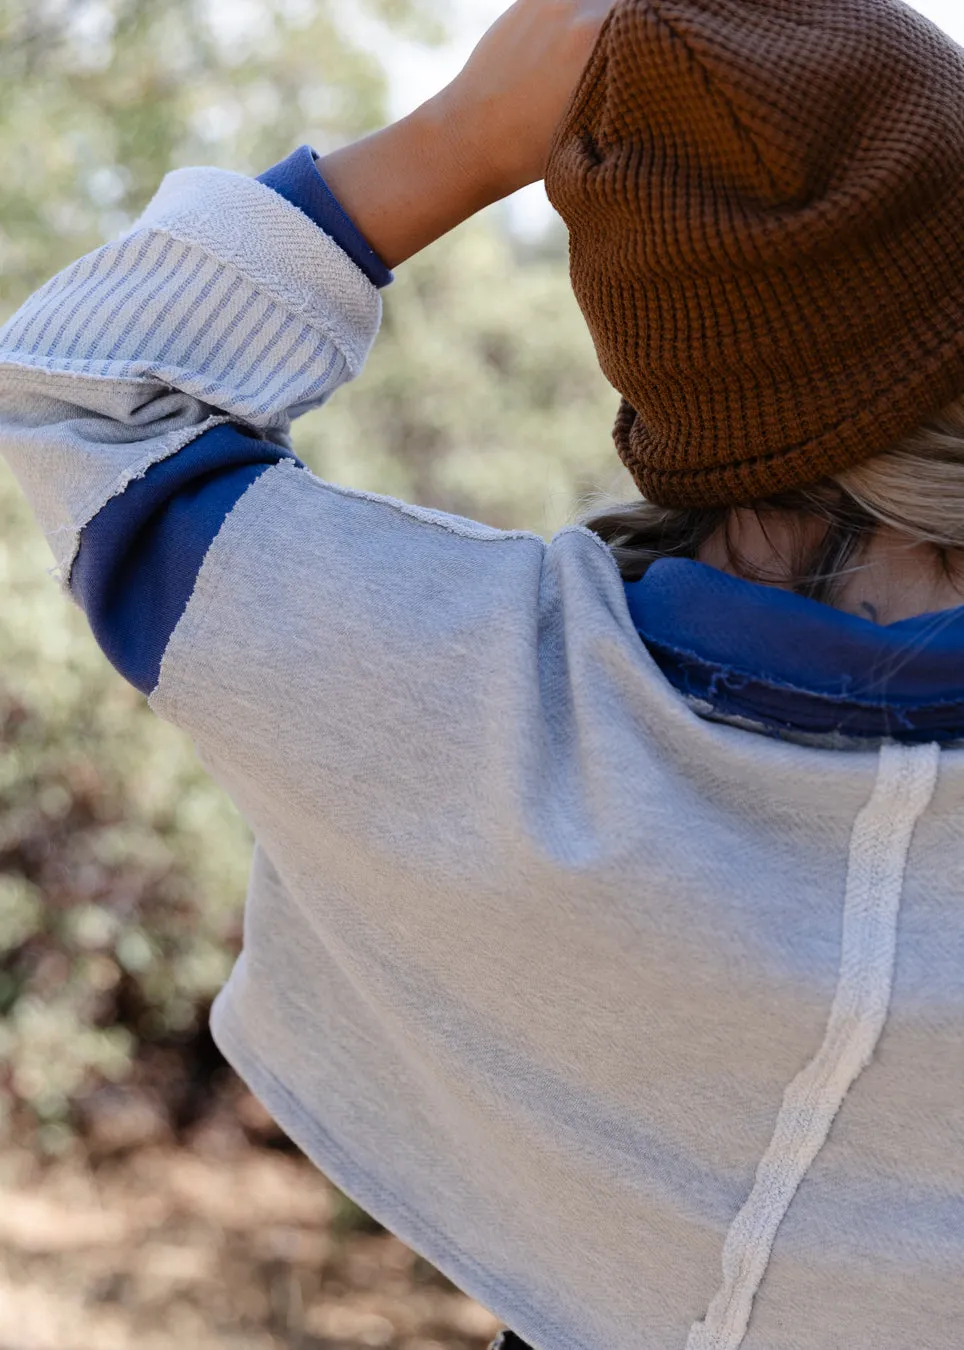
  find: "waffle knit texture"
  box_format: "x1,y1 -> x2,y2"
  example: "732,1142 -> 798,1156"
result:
546,0 -> 964,507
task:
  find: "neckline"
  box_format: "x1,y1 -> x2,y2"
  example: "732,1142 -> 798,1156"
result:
623,557 -> 964,743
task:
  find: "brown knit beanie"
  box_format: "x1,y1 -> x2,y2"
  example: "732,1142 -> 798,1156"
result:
545,0 -> 964,508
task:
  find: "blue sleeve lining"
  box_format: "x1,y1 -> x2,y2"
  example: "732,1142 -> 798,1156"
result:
257,145 -> 394,289
71,144 -> 387,697
71,426 -> 303,695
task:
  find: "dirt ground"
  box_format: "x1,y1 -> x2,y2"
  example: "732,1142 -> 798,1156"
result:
0,1088 -> 502,1350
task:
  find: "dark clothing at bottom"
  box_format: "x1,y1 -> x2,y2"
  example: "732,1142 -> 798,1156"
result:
489,1331 -> 534,1350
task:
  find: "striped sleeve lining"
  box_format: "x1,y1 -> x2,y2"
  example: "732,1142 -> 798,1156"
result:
59,148 -> 384,693
0,164 -> 378,427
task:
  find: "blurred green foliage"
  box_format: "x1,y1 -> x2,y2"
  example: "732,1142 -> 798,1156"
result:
0,0 -> 623,1151
0,0 -> 444,306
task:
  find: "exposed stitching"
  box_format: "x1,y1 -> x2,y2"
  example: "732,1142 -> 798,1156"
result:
685,740 -> 941,1350
151,462 -> 548,712
149,450 -> 267,715
689,700 -> 964,751
51,415 -> 235,592
644,635 -> 964,714
554,521 -> 619,558
276,459 -> 547,547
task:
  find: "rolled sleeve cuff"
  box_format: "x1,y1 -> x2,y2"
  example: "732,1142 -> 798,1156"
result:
257,145 -> 394,289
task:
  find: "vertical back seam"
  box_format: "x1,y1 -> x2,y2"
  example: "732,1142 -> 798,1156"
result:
685,740 -> 941,1350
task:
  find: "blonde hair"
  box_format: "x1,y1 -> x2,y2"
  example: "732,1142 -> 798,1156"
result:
580,393 -> 964,608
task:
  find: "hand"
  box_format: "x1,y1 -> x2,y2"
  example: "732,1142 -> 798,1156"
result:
437,0 -> 614,199
317,0 -> 612,268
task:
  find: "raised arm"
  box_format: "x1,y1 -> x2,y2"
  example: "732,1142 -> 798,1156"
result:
318,0 -> 613,268
0,0 -> 610,699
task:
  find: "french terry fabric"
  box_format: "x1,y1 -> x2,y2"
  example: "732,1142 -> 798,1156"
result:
1,163 -> 963,1350
67,145 -> 388,695
47,142 -> 964,733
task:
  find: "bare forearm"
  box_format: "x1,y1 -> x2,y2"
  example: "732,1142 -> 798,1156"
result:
316,97 -> 501,269
316,0 -> 611,268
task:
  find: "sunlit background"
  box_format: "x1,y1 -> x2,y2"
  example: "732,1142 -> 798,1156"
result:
1,2 -> 962,1346
381,0 -> 964,231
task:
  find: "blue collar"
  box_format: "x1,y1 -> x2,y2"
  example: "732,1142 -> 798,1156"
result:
624,558 -> 964,744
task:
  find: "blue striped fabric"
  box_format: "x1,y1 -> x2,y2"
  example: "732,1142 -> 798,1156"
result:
2,228 -> 349,420
0,169 -> 374,431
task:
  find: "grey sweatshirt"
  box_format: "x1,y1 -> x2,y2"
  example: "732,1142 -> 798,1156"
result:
0,165 -> 962,1350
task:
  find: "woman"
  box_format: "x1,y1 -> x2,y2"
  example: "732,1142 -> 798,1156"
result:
1,1 -> 962,1347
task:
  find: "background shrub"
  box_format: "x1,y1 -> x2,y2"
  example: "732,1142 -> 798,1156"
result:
0,0 -> 623,1154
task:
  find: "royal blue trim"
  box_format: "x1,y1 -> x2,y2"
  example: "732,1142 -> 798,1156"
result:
68,142 -> 387,699
67,143 -> 964,739
625,558 -> 964,741
71,425 -> 302,695
257,145 -> 394,289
